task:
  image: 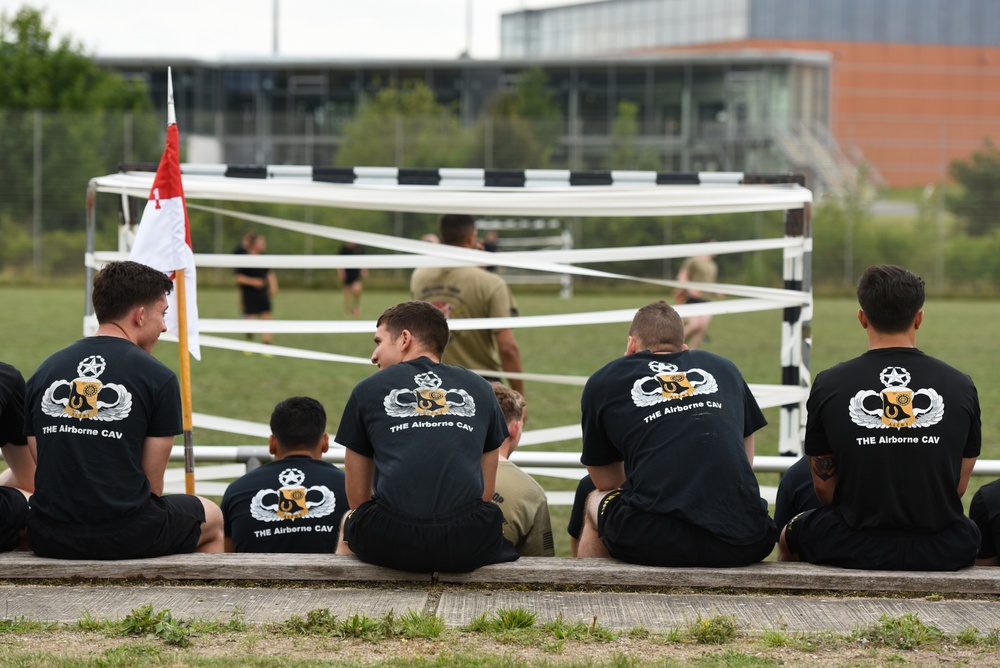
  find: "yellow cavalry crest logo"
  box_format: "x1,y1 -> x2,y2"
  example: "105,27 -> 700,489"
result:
631,361 -> 718,407
250,467 -> 338,522
849,366 -> 944,430
40,355 -> 132,421
384,372 -> 476,418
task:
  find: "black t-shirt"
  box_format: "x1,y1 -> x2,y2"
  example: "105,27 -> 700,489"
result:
581,349 -> 770,545
221,456 -> 348,553
339,245 -> 363,284
804,347 -> 981,532
773,456 -> 821,531
235,265 -> 269,298
335,357 -> 508,517
24,337 -> 182,524
0,362 -> 27,447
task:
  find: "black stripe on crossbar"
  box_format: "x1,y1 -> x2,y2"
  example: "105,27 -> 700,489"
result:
656,172 -> 700,185
225,166 -> 267,179
485,170 -> 527,187
312,167 -> 356,184
569,171 -> 613,186
398,169 -> 441,186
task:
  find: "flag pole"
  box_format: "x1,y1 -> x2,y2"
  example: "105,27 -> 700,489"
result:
167,68 -> 197,496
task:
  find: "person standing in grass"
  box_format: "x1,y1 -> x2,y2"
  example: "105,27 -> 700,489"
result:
780,265 -> 981,570
234,233 -> 277,345
411,214 -> 524,399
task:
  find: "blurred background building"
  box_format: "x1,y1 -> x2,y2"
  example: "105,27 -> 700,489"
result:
501,0 -> 1000,188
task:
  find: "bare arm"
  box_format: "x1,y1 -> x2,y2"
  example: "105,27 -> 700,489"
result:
495,328 -> 524,397
958,457 -> 977,497
586,461 -> 626,492
808,454 -> 837,506
234,273 -> 266,289
481,448 -> 499,502
224,536 -> 235,553
140,435 -> 175,496
345,449 -> 375,509
267,270 -> 278,296
1,440 -> 36,493
744,434 -> 755,466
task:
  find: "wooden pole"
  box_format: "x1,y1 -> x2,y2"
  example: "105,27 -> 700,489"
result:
175,267 -> 196,494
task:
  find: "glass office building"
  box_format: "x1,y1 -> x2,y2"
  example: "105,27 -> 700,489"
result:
101,52 -> 834,187
501,0 -> 1000,186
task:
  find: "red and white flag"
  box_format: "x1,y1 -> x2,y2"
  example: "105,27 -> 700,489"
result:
129,73 -> 201,359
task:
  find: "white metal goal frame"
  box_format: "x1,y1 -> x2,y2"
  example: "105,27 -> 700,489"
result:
85,165 -> 815,480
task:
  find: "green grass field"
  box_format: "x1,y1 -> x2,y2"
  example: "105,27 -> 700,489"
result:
2,285 -> 998,557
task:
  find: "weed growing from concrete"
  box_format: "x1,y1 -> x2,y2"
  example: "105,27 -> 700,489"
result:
852,613 -> 943,650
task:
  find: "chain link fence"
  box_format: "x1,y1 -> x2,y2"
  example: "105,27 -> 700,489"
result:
1,111 -> 997,295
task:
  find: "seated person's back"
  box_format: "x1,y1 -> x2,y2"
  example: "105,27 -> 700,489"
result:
335,301 -> 518,573
780,265 -> 981,571
222,397 -> 347,553
23,261 -> 223,559
970,480 -> 1000,567
490,382 -> 554,557
577,300 -> 776,567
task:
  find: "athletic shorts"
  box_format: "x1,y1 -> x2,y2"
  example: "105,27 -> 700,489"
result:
970,481 -> 1000,560
783,506 -> 980,571
241,289 -> 271,316
27,494 -> 205,560
0,487 -> 29,552
344,498 -> 519,573
566,475 -> 596,540
684,296 -> 708,305
597,490 -> 777,567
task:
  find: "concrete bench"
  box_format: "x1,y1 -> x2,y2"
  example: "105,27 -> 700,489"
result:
1,553 -> 998,595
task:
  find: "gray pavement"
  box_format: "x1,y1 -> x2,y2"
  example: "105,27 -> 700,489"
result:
3,584 -> 999,634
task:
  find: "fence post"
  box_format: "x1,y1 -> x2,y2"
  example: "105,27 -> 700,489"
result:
32,110 -> 42,281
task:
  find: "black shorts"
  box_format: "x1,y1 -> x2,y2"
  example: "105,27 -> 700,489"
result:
684,296 -> 708,305
27,494 -> 205,560
344,498 -> 519,573
597,491 -> 777,567
0,487 -> 29,552
783,506 -> 980,571
241,289 -> 271,315
970,481 -> 1000,560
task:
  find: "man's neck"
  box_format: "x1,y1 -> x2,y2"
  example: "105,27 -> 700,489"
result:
96,321 -> 134,344
867,330 -> 917,350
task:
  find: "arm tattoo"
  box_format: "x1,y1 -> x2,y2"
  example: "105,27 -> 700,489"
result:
811,455 -> 836,481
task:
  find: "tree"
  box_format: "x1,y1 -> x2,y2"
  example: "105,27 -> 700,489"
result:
946,139 -> 1000,237
0,6 -> 150,111
0,6 -> 157,240
611,100 -> 659,171
335,82 -> 469,169
471,67 -> 563,169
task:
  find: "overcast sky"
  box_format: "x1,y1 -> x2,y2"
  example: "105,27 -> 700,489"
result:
0,0 -> 570,60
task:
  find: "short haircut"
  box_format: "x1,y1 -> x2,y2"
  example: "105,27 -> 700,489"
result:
92,261 -> 173,324
270,396 -> 326,450
440,214 -> 475,246
377,301 -> 450,358
628,301 -> 685,352
491,381 -> 525,424
857,264 -> 925,334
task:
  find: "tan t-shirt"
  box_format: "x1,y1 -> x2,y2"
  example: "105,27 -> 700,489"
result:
492,461 -> 555,557
410,265 -> 519,373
